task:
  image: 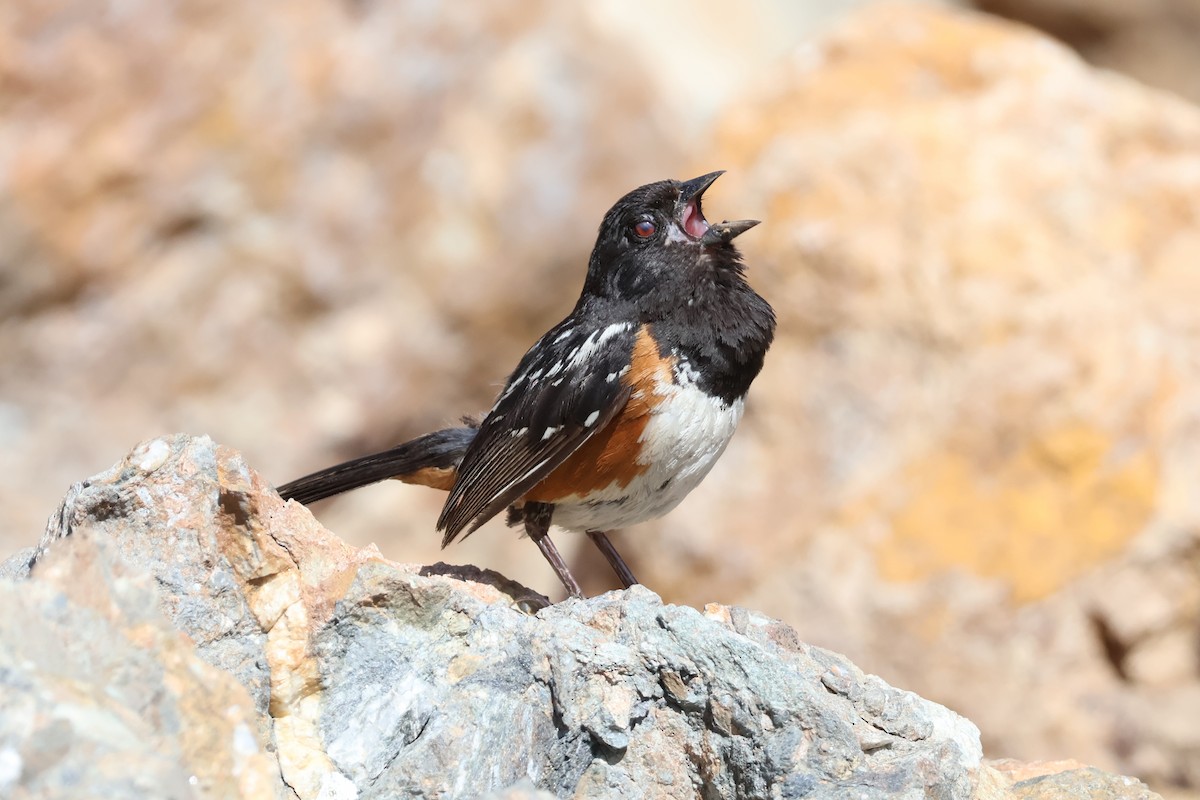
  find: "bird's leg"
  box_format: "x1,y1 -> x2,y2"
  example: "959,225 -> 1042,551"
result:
586,530 -> 639,589
523,502 -> 584,599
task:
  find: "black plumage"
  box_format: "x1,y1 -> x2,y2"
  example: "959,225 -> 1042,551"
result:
277,172 -> 774,599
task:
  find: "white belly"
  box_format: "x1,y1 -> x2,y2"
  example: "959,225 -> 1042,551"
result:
550,383 -> 744,532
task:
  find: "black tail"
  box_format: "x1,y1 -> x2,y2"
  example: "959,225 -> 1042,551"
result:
277,426 -> 476,505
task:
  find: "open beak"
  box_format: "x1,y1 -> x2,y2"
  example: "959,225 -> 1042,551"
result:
676,171 -> 724,210
675,170 -> 760,245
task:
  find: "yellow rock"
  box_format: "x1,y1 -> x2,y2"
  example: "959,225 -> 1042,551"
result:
875,424 -> 1158,601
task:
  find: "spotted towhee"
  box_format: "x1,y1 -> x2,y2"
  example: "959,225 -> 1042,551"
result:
278,172 -> 775,598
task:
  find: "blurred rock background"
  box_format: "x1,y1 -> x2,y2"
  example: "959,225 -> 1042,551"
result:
974,0 -> 1200,104
0,0 -> 1197,797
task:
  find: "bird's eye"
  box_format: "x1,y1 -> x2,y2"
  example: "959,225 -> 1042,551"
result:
633,219 -> 656,238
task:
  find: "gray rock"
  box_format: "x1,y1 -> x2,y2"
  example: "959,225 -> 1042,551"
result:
1008,766 -> 1162,800
6,434 -> 1159,799
0,546 -> 33,580
0,532 -> 281,799
310,572 -> 981,799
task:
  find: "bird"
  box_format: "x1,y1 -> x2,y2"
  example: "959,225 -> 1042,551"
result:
277,171 -> 775,599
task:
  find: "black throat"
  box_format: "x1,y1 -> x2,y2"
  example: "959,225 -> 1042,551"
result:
646,271 -> 775,405
576,258 -> 775,405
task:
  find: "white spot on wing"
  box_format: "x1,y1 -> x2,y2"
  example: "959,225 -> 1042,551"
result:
583,410 -> 600,427
569,323 -> 631,369
541,426 -> 561,441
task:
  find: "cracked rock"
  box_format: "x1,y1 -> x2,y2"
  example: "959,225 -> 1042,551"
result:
0,435 -> 1162,799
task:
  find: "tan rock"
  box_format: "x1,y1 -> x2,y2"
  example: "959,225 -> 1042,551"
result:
975,0 -> 1200,105
617,2 -> 1200,792
1006,767 -> 1161,800
0,0 -> 685,597
974,760 -> 1161,800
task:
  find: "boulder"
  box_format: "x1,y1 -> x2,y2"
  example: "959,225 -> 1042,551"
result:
0,0 -> 687,593
974,0 -> 1200,104
0,527 -> 279,798
631,4 -> 1200,788
0,434 -> 1161,799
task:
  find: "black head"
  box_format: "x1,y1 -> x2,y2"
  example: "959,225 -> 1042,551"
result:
578,172 -> 760,313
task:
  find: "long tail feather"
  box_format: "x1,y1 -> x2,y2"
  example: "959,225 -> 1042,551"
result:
277,426 -> 476,505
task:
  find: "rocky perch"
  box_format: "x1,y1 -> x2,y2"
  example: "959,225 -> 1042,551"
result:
0,435 -> 1160,799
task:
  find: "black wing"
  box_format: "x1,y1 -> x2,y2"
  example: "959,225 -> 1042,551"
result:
436,320 -> 636,544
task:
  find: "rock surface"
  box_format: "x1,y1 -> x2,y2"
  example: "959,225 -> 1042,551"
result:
0,531 -> 280,799
974,0 -> 1200,104
641,4 -> 1200,791
0,434 -> 1160,799
0,0 -> 697,594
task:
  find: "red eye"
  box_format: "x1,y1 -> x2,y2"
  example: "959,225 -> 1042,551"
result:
633,219 -> 656,238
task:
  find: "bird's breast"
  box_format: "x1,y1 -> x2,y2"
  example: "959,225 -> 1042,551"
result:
541,374 -> 745,533
519,322 -> 747,532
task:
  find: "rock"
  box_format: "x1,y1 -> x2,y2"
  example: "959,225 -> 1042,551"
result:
973,0 -> 1200,105
0,531 -> 280,799
479,782 -> 559,800
619,3 -> 1200,790
1007,768 -> 1161,800
1,433 -> 1151,799
0,0 -> 695,596
19,434 -> 997,798
0,547 -> 32,581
